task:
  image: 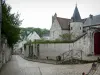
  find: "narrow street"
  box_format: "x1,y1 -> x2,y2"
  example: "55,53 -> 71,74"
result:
0,55 -> 92,75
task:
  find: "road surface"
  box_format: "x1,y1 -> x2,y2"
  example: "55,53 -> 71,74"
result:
0,55 -> 92,75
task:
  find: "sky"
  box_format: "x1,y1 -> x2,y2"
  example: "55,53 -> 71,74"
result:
6,0 -> 100,29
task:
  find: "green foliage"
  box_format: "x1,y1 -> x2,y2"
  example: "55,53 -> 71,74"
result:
25,33 -> 86,44
25,39 -> 73,45
2,3 -> 22,47
60,33 -> 74,41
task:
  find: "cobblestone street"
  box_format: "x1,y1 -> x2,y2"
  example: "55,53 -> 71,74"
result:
0,55 -> 92,75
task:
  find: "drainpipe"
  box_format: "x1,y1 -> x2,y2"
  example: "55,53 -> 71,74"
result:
0,0 -> 2,68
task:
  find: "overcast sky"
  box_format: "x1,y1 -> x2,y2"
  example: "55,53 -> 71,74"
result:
6,0 -> 100,29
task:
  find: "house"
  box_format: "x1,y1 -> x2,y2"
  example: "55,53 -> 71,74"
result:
50,13 -> 70,40
50,5 -> 83,40
27,31 -> 41,42
50,5 -> 100,55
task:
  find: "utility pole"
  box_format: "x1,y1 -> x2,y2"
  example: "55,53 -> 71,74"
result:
0,0 -> 2,68
0,0 -> 1,41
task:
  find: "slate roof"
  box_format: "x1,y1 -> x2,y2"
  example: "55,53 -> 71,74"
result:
81,18 -> 87,23
84,14 -> 100,27
57,17 -> 70,30
71,5 -> 81,22
43,33 -> 50,37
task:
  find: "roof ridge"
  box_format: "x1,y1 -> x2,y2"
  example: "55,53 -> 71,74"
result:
57,17 -> 70,20
93,14 -> 100,17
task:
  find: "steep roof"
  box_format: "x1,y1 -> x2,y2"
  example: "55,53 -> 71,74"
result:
84,14 -> 100,27
57,17 -> 70,30
71,5 -> 81,22
27,31 -> 40,41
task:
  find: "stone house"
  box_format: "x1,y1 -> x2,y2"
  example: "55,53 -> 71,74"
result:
50,5 -> 100,55
50,5 -> 83,40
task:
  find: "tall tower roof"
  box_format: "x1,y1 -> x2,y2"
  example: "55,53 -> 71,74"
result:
71,5 -> 81,22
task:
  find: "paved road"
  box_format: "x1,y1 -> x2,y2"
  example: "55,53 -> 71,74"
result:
0,55 -> 92,75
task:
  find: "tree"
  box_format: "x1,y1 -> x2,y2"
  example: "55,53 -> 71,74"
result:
2,2 -> 22,47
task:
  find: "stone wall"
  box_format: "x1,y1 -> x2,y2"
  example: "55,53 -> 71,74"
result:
0,39 -> 12,69
24,33 -> 91,60
50,18 -> 62,40
39,35 -> 90,60
39,43 -> 72,60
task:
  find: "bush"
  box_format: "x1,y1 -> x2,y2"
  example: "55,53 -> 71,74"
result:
87,54 -> 93,56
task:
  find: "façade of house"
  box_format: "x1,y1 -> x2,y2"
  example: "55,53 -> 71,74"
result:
50,5 -> 100,55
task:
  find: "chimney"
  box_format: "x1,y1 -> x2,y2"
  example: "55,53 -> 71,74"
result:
89,14 -> 93,19
52,13 -> 57,23
52,16 -> 54,23
54,13 -> 57,17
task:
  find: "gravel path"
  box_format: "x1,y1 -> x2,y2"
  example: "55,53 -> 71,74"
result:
0,55 -> 92,75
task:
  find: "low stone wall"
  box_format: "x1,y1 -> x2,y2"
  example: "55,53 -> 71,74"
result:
39,43 -> 72,60
24,34 -> 91,60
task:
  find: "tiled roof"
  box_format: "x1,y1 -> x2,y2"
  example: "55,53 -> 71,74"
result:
84,14 -> 100,26
57,17 -> 70,30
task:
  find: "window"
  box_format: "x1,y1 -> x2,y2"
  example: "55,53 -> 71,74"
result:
71,27 -> 72,30
84,40 -> 85,45
80,27 -> 81,30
